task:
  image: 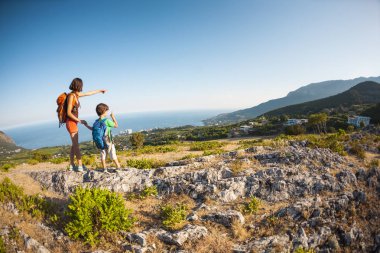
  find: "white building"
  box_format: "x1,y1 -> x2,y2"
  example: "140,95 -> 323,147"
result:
119,129 -> 133,135
239,125 -> 252,133
284,119 -> 308,126
347,116 -> 370,127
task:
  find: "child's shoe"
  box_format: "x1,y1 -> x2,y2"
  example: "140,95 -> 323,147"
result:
68,165 -> 75,171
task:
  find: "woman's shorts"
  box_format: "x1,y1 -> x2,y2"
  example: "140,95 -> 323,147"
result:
100,144 -> 117,161
66,120 -> 78,134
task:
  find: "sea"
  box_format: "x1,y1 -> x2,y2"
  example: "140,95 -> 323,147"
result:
2,110 -> 226,149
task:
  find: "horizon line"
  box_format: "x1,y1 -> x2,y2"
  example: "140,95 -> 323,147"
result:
0,107 -> 237,131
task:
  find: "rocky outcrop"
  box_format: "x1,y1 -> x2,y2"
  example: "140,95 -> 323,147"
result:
29,145 -> 358,204
25,142 -> 380,252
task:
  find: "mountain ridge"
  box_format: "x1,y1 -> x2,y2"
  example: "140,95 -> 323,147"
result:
203,76 -> 380,125
262,81 -> 380,117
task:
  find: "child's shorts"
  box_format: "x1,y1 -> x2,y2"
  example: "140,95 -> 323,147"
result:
100,144 -> 117,161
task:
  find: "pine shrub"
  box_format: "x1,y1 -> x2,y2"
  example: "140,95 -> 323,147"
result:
244,196 -> 261,214
160,203 -> 188,230
65,187 -> 135,245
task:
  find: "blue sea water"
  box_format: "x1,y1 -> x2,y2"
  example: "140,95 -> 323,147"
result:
3,110 -> 225,149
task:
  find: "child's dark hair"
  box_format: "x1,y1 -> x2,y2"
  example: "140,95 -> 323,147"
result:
69,78 -> 83,92
96,103 -> 109,116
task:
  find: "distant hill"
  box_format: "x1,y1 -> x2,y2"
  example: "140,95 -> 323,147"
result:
0,131 -> 21,153
203,76 -> 380,125
262,81 -> 380,117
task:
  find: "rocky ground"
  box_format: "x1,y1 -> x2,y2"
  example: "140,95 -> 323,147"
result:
1,140 -> 380,252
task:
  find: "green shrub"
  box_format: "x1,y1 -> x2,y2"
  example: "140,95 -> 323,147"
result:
244,196 -> 261,214
160,203 -> 188,229
65,187 -> 135,246
347,125 -> 355,132
32,152 -> 53,162
294,247 -> 315,253
349,142 -> 366,159
141,185 -> 158,198
0,235 -> 5,253
203,149 -> 224,156
0,163 -> 14,172
284,125 -> 305,135
369,159 -> 379,168
27,159 -> 39,165
82,155 -> 96,167
0,178 -> 24,203
125,158 -> 165,169
180,154 -> 201,160
126,185 -> 158,200
130,132 -> 145,149
189,141 -> 225,151
49,157 -> 68,164
238,139 -> 263,149
0,178 -> 59,221
136,145 -> 177,154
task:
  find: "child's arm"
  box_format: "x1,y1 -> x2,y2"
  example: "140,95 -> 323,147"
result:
79,89 -> 107,97
82,121 -> 93,131
110,112 -> 118,128
84,125 -> 93,131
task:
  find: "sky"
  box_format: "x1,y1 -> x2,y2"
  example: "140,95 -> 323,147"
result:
0,0 -> 379,129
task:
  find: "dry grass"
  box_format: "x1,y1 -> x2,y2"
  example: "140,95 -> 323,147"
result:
183,224 -> 234,253
146,233 -> 167,252
231,220 -> 250,241
0,205 -> 85,253
229,159 -> 252,175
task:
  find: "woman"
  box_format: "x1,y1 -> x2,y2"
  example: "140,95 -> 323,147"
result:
66,78 -> 106,171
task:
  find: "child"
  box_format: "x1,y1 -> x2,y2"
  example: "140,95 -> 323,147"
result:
84,103 -> 121,169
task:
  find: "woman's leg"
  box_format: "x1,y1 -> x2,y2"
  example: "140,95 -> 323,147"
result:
70,132 -> 82,166
69,145 -> 75,166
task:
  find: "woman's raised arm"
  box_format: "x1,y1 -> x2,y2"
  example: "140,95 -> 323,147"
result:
79,89 -> 107,97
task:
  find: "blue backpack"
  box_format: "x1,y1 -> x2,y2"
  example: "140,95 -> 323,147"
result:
92,118 -> 108,149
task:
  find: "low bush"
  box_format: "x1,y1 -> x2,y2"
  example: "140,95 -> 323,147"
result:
160,203 -> 188,230
368,159 -> 379,168
284,125 -> 305,135
189,141 -> 225,151
238,139 -> 263,149
0,163 -> 14,172
294,247 -> 315,253
243,196 -> 261,214
81,155 -> 97,167
32,151 -> 53,162
349,142 -> 366,159
27,159 -> 39,165
49,157 -> 68,164
125,158 -> 165,169
65,187 -> 135,246
141,185 -> 158,198
180,154 -> 201,160
126,185 -> 158,200
136,145 -> 177,154
0,235 -> 5,253
0,178 -> 59,221
203,149 -> 224,156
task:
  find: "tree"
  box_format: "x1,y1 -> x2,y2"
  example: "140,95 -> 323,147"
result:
284,125 -> 305,135
129,132 -> 144,149
308,113 -> 328,134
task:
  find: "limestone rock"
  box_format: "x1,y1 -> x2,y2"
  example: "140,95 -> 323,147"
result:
202,210 -> 244,227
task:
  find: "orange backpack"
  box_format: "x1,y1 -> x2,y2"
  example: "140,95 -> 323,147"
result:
56,93 -> 68,127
